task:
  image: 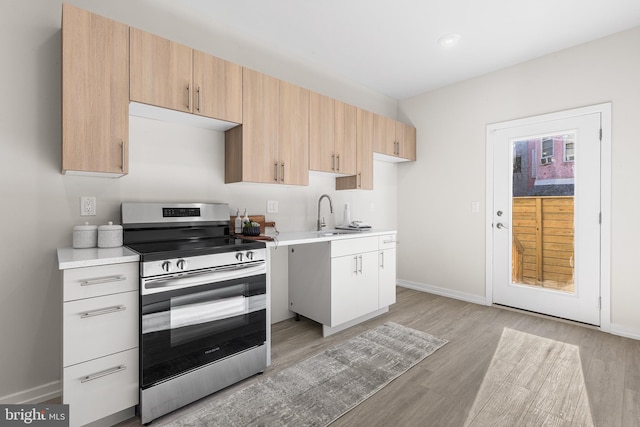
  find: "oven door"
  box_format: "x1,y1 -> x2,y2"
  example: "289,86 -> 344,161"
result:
140,263 -> 266,389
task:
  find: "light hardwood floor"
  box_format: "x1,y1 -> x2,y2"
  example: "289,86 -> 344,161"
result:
113,287 -> 639,427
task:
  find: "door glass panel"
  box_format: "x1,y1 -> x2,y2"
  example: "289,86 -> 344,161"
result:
511,132 -> 575,293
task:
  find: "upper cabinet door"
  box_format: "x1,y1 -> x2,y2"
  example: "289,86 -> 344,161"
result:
242,68 -> 279,183
279,81 -> 309,186
358,108 -> 374,190
309,92 -> 335,173
396,121 -> 417,161
130,28 -> 193,113
334,100 -> 357,175
61,3 -> 129,176
373,114 -> 396,156
193,51 -> 242,123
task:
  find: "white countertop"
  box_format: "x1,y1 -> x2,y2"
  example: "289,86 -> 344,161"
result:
57,246 -> 140,270
268,229 -> 396,247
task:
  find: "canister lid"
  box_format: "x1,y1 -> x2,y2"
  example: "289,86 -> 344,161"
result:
98,221 -> 123,231
73,222 -> 97,231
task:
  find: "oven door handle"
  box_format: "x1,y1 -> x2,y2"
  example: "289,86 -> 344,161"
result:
144,261 -> 265,291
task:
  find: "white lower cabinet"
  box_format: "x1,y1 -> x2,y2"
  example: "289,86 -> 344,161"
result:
61,262 -> 139,427
378,234 -> 397,308
63,349 -> 138,427
331,251 -> 379,326
288,234 -> 396,336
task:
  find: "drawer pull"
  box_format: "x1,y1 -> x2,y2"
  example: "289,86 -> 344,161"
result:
80,305 -> 126,319
80,275 -> 126,286
383,239 -> 395,244
80,365 -> 127,383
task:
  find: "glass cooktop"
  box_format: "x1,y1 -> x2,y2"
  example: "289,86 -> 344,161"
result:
126,237 -> 265,261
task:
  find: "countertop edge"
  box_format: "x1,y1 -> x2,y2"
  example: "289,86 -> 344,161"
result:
57,247 -> 140,270
265,229 -> 397,247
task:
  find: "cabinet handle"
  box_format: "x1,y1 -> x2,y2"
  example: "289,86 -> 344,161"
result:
80,365 -> 127,383
358,255 -> 363,274
336,154 -> 340,171
186,84 -> 191,110
281,163 -> 285,182
380,251 -> 385,269
80,305 -> 126,319
80,275 -> 126,286
121,141 -> 125,172
358,172 -> 362,188
331,154 -> 335,171
383,239 -> 395,244
353,256 -> 358,274
274,162 -> 279,182
196,86 -> 201,112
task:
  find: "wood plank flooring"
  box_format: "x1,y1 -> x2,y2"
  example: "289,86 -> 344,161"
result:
113,287 -> 639,427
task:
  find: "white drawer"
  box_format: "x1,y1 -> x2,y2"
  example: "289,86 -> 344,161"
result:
331,236 -> 378,258
63,262 -> 138,302
63,291 -> 138,367
379,234 -> 397,250
63,348 -> 138,427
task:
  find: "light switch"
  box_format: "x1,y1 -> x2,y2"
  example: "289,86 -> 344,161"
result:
471,201 -> 480,213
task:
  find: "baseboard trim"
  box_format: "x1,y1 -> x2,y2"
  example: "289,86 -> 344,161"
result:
0,380 -> 61,404
397,280 -> 487,306
610,323 -> 640,341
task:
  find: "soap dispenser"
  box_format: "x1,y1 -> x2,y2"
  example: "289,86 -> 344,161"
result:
234,209 -> 242,234
243,209 -> 250,226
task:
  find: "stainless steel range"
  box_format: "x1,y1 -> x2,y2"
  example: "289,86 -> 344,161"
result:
121,202 -> 268,424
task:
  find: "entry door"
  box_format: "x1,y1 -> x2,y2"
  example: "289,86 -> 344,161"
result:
489,111 -> 601,325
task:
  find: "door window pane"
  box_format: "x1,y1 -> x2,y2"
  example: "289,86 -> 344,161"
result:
512,133 -> 575,292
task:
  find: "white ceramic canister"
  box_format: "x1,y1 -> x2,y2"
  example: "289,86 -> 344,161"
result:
72,222 -> 98,248
98,221 -> 123,248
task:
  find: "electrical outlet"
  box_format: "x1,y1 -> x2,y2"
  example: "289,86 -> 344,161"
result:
81,196 -> 96,216
267,200 -> 279,213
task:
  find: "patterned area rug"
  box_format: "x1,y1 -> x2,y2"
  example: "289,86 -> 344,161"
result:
165,322 -> 447,427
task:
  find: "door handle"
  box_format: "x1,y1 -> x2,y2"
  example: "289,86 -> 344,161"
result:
496,223 -> 509,230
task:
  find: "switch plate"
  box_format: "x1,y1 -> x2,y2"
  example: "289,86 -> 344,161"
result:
81,196 -> 96,216
471,201 -> 480,213
267,200 -> 279,214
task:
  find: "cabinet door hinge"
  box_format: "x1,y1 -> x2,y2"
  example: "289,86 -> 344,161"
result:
599,128 -> 602,141
598,296 -> 602,309
599,212 -> 602,224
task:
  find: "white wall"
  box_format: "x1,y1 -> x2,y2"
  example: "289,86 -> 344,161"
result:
0,0 -> 398,401
397,27 -> 640,336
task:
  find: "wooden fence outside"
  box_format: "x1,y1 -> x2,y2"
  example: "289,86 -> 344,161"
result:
512,196 -> 574,291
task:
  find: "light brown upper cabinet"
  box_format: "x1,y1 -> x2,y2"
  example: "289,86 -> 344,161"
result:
192,51 -> 242,123
130,29 -> 242,123
279,81 -> 310,185
373,114 -> 417,161
61,3 -> 130,176
130,29 -> 192,113
334,100 -> 357,175
336,108 -> 373,190
225,69 -> 309,185
395,121 -> 417,161
309,92 -> 335,172
309,94 -> 357,175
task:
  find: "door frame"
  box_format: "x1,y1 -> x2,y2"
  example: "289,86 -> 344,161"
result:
485,103 -> 611,332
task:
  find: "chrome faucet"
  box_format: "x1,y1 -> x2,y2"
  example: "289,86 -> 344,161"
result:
317,194 -> 334,231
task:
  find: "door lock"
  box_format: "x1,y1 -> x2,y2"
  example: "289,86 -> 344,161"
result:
497,210 -> 503,217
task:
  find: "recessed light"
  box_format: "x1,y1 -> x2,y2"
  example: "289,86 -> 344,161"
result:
438,33 -> 461,48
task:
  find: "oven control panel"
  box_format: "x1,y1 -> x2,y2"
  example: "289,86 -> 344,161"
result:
141,248 -> 267,278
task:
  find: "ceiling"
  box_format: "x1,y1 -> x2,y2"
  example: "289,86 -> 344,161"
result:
153,0 -> 640,100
